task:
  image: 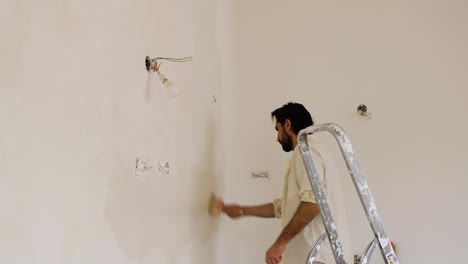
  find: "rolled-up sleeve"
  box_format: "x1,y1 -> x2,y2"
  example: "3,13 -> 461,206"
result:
272,198 -> 282,218
295,148 -> 326,204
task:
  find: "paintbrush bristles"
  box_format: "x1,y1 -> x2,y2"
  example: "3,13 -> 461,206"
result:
208,192 -> 224,217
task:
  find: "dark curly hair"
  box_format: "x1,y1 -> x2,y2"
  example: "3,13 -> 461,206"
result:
271,102 -> 314,135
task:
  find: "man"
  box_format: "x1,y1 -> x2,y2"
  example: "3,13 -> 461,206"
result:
223,102 -> 334,264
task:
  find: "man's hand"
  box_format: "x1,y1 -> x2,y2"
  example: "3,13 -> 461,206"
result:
265,241 -> 286,264
223,204 -> 244,219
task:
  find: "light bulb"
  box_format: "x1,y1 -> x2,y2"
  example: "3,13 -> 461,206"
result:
157,72 -> 179,97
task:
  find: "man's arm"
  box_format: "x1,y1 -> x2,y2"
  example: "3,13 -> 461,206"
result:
276,201 -> 319,244
265,201 -> 320,263
223,203 -> 275,219
243,203 -> 276,218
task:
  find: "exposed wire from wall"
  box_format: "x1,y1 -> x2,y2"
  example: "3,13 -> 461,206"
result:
145,56 -> 194,97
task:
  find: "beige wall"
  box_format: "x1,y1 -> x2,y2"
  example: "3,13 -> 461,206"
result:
0,0 -> 228,263
1,0 -> 468,263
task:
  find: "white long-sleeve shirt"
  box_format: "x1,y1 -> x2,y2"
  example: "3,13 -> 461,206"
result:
273,137 -> 334,264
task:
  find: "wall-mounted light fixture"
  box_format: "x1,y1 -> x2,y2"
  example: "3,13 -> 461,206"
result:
145,56 -> 193,97
357,104 -> 372,119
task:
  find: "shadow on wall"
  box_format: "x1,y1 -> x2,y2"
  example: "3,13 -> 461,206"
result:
103,112 -> 222,264
182,113 -> 222,264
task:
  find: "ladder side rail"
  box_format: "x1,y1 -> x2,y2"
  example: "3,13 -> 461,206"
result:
298,133 -> 347,264
299,123 -> 399,264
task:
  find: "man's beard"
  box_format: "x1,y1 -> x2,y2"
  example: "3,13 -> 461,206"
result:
280,133 -> 293,152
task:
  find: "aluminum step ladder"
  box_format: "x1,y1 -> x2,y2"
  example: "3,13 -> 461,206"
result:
297,123 -> 399,264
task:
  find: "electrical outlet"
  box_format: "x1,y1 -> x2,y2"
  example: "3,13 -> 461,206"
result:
251,171 -> 270,179
164,162 -> 170,176
135,157 -> 153,180
158,161 -> 170,177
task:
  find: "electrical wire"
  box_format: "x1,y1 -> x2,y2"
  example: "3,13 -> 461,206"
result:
155,57 -> 193,62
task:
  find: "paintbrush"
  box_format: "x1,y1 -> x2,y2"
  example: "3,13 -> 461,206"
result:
208,192 -> 224,217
